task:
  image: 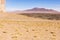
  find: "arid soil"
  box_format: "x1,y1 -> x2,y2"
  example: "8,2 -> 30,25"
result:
0,12 -> 60,40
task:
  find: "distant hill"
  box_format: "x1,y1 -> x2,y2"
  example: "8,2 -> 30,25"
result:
25,7 -> 57,12
19,8 -> 60,20
10,7 -> 60,14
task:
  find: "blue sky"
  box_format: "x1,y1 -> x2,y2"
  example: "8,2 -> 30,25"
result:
6,0 -> 60,11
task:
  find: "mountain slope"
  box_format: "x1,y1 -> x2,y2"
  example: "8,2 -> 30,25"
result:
25,7 -> 57,12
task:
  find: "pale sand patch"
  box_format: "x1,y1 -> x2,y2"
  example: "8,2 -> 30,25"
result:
0,13 -> 60,40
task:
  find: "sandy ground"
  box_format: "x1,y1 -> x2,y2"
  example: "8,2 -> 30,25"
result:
0,13 -> 60,40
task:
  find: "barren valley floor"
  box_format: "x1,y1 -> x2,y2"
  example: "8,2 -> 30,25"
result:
0,13 -> 60,40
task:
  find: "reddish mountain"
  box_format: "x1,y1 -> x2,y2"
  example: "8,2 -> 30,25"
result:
11,7 -> 60,14
19,7 -> 60,14
25,7 -> 57,12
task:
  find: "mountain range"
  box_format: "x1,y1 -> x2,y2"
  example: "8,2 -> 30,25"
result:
11,7 -> 60,14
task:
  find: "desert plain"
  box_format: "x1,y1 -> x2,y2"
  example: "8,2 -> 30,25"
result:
0,12 -> 60,40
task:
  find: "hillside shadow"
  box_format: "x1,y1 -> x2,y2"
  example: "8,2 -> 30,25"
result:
19,13 -> 60,20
